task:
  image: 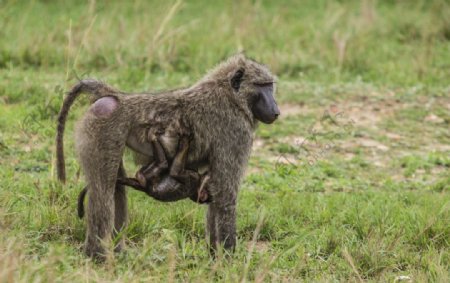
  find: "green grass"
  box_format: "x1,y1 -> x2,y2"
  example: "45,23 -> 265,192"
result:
0,0 -> 449,281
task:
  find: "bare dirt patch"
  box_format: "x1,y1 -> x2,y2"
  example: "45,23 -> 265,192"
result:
326,97 -> 406,129
278,103 -> 310,117
246,241 -> 270,254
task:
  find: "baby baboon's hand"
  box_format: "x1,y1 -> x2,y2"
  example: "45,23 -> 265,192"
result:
135,169 -> 148,187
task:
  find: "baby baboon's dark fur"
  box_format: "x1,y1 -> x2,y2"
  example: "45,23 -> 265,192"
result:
56,54 -> 279,259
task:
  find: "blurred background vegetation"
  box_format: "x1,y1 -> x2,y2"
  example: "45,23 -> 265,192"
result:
1,0 -> 449,85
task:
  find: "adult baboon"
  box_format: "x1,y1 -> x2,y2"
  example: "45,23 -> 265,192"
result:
56,54 -> 279,259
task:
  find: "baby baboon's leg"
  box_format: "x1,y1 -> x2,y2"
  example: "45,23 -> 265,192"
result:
168,136 -> 211,203
113,161 -> 128,252
195,175 -> 211,203
135,133 -> 169,187
169,136 -> 200,187
117,177 -> 147,192
169,136 -> 190,180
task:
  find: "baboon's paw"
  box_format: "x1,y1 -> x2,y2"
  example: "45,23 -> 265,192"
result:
84,244 -> 107,262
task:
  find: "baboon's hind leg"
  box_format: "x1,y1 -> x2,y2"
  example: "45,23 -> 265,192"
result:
82,147 -> 123,260
77,113 -> 127,260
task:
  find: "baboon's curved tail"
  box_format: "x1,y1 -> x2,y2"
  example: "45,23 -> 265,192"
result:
56,79 -> 119,183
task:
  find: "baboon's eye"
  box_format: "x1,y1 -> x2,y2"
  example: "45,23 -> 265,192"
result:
230,68 -> 245,91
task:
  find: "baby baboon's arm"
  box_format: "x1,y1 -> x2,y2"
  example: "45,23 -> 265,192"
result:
135,132 -> 169,188
168,136 -> 197,186
166,136 -> 211,203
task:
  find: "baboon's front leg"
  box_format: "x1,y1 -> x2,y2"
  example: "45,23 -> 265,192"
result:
206,144 -> 245,254
207,199 -> 237,253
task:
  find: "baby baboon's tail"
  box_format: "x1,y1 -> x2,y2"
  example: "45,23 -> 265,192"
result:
77,186 -> 88,218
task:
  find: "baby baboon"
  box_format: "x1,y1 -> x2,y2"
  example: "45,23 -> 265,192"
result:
77,134 -> 211,219
56,54 -> 279,259
131,133 -> 211,203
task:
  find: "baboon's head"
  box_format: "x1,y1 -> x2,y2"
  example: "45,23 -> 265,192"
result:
208,54 -> 280,124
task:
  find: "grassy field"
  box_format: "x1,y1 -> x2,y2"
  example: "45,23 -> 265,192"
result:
0,0 -> 449,281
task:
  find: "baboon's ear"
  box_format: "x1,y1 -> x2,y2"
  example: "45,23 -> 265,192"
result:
230,68 -> 245,92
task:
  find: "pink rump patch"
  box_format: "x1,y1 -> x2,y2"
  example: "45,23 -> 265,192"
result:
91,96 -> 119,118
